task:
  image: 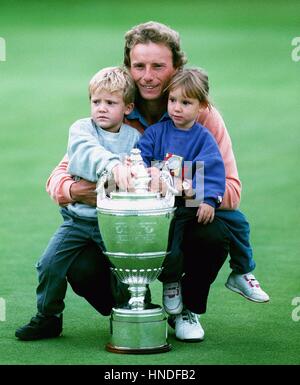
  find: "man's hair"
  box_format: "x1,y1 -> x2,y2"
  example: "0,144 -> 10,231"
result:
124,21 -> 187,69
89,66 -> 135,104
166,68 -> 211,108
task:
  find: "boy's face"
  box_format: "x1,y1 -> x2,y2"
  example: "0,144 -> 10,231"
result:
167,87 -> 202,130
129,42 -> 177,101
91,90 -> 133,132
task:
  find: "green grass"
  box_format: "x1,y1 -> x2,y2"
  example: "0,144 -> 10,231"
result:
0,0 -> 300,365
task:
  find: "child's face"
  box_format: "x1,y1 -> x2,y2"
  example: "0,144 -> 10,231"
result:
91,90 -> 133,132
168,87 -> 202,129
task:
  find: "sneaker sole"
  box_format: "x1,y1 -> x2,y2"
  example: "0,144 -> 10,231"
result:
225,283 -> 270,303
164,303 -> 183,315
168,318 -> 205,342
175,336 -> 204,342
15,331 -> 62,341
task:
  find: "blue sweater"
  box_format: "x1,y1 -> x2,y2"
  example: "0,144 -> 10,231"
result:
137,119 -> 225,208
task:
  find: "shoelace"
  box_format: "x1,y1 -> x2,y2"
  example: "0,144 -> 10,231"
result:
181,309 -> 198,325
30,314 -> 58,325
164,283 -> 180,298
29,315 -> 44,326
244,274 -> 260,288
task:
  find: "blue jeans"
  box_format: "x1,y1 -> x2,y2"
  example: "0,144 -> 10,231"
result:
215,209 -> 255,274
160,207 -> 255,283
36,208 -> 105,316
66,208 -> 231,315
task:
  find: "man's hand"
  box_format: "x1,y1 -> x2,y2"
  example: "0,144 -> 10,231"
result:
70,179 -> 97,206
196,203 -> 215,224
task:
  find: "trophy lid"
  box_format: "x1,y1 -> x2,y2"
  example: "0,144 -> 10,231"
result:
96,149 -> 176,212
97,191 -> 174,212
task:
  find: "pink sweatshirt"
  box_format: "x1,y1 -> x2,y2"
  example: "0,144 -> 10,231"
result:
46,106 -> 241,209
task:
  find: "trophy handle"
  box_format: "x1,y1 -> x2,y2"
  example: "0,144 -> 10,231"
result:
159,163 -> 178,207
96,170 -> 110,203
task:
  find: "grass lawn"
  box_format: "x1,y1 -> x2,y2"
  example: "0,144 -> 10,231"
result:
0,0 -> 299,365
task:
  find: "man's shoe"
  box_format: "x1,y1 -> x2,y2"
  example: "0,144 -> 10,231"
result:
225,272 -> 270,303
168,309 -> 204,342
163,282 -> 183,315
15,314 -> 63,341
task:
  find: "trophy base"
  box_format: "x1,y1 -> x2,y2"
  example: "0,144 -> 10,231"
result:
106,343 -> 171,354
106,307 -> 171,354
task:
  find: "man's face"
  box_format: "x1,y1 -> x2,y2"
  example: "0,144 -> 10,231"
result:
129,42 -> 177,101
91,90 -> 133,132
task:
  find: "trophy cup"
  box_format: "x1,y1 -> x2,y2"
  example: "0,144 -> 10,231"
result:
96,149 -> 176,354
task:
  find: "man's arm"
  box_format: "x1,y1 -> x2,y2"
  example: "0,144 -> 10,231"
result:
198,106 -> 241,209
46,154 -> 97,206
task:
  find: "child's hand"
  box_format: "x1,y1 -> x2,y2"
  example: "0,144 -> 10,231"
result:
112,163 -> 133,191
182,178 -> 194,198
148,167 -> 168,196
148,167 -> 160,193
196,203 -> 215,224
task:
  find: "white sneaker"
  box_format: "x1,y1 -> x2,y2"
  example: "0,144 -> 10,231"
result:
163,282 -> 183,315
225,272 -> 270,303
171,309 -> 204,342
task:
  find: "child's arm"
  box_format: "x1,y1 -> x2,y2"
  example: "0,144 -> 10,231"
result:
136,126 -> 164,193
191,130 -> 225,222
67,119 -> 121,182
136,125 -> 156,167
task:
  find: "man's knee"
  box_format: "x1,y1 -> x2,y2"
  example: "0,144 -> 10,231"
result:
67,243 -> 107,288
184,217 -> 230,248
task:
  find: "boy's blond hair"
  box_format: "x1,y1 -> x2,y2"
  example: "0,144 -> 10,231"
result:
124,21 -> 187,69
167,68 -> 211,108
89,66 -> 135,105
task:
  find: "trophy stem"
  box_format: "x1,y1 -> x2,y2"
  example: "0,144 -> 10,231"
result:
128,285 -> 147,310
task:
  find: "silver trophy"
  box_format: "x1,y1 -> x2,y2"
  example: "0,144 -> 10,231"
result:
96,149 -> 176,353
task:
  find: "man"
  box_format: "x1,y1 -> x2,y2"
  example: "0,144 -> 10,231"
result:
18,21 -> 268,343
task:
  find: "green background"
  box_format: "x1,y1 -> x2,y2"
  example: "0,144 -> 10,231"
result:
0,0 -> 299,365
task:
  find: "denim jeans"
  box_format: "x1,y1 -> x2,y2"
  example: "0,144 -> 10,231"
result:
159,207 -> 255,284
215,209 -> 256,274
36,208 -> 105,316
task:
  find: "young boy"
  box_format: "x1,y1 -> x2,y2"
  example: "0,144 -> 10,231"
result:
15,67 -> 141,340
137,68 -> 226,330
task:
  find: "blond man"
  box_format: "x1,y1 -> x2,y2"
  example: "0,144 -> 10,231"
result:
20,22 -> 269,342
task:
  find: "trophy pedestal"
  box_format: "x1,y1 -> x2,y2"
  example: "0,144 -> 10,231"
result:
106,307 -> 171,354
